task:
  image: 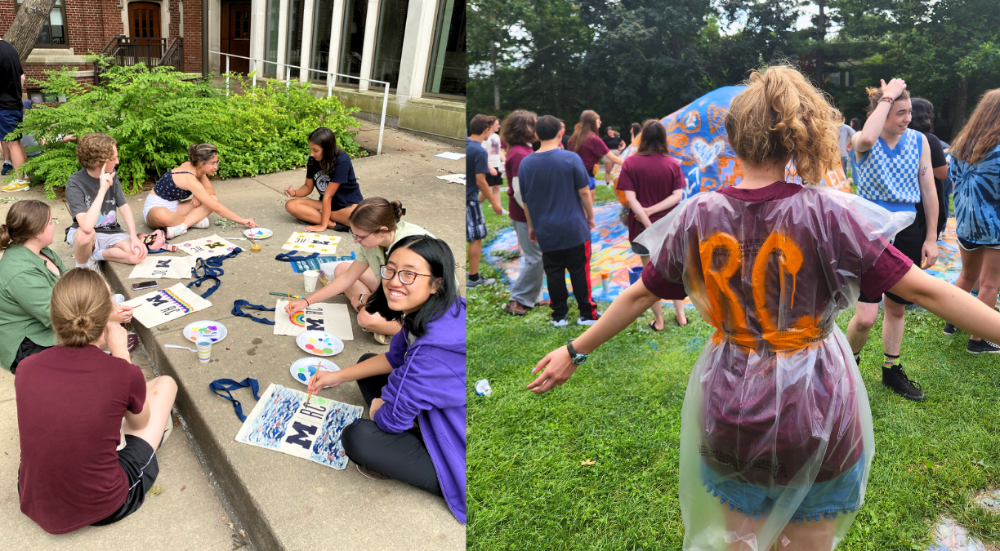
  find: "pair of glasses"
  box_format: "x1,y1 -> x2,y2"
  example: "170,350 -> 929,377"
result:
350,228 -> 381,243
380,265 -> 433,285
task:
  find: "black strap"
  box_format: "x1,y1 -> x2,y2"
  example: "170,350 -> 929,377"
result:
232,299 -> 275,325
209,378 -> 260,422
275,251 -> 319,263
187,247 -> 242,298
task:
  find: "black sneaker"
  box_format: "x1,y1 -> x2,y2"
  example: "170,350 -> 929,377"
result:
943,322 -> 957,336
332,222 -> 350,232
967,339 -> 1000,354
882,364 -> 925,402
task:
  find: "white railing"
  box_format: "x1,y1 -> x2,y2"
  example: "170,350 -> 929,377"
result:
209,50 -> 389,156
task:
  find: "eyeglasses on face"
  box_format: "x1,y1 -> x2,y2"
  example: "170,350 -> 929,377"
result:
350,228 -> 382,243
380,265 -> 433,285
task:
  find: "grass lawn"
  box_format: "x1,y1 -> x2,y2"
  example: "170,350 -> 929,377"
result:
467,187 -> 1000,550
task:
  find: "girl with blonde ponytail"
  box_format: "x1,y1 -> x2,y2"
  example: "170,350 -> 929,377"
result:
529,64 -> 1000,549
15,268 -> 177,534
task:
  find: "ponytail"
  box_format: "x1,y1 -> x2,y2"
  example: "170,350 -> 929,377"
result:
0,200 -> 51,249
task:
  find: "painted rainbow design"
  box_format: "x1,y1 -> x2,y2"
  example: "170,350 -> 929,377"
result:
291,312 -> 306,327
161,289 -> 193,313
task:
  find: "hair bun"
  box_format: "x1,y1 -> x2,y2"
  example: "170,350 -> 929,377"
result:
71,315 -> 94,333
866,87 -> 882,101
392,201 -> 405,220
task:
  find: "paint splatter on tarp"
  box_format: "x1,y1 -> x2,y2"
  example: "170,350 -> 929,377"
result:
235,384 -> 363,470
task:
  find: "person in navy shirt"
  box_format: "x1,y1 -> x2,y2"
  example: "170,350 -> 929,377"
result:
466,115 -> 502,288
518,115 -> 599,326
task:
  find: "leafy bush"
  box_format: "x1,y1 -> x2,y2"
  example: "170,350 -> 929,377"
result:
14,57 -> 364,197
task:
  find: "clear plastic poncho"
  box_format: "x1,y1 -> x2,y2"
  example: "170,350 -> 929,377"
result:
634,185 -> 914,550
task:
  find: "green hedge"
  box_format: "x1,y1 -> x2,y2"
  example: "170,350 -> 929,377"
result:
13,57 -> 365,198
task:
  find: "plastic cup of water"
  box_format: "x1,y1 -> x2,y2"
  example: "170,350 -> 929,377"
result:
196,340 -> 212,363
303,270 -> 320,293
475,379 -> 492,396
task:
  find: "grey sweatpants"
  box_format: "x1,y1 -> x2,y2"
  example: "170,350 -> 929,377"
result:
510,220 -> 545,307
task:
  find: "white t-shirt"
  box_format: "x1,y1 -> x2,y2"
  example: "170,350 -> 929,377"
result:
482,134 -> 502,168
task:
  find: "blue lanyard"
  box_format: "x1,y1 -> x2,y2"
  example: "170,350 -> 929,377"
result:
275,251 -> 319,262
187,247 -> 242,298
209,378 -> 260,422
232,299 -> 275,325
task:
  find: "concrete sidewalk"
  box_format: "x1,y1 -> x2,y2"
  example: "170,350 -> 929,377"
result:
0,122 -> 467,550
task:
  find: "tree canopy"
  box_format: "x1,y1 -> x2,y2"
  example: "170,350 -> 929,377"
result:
469,0 -> 1000,141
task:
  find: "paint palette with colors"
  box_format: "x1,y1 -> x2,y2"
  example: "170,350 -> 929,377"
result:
289,357 -> 340,384
183,320 -> 228,343
245,228 -> 274,239
296,331 -> 344,356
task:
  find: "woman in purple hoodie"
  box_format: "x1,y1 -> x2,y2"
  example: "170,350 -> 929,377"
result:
308,235 -> 466,522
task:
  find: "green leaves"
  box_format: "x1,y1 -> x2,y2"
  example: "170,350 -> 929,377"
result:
16,63 -> 364,198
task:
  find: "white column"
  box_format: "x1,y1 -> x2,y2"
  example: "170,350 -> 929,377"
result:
161,2 -> 171,39
395,0 -> 438,101
357,0 -> 380,92
209,0 -> 222,73
326,0 -> 345,86
276,0 -> 289,77
250,0 -> 267,65
298,0 -> 315,82
120,0 -> 129,35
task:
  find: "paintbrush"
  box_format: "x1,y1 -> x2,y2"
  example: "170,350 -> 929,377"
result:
305,362 -> 321,406
270,291 -> 302,299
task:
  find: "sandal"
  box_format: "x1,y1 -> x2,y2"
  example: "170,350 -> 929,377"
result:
648,319 -> 664,332
674,317 -> 688,327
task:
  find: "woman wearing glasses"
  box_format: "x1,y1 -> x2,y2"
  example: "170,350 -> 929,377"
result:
307,235 -> 466,523
285,198 -> 433,344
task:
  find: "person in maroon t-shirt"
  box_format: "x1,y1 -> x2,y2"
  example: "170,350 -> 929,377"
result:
568,110 -> 625,202
501,110 -> 546,316
16,268 -> 177,534
616,119 -> 687,329
528,64 -> 1000,549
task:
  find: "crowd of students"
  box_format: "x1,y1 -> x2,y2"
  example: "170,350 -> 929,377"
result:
1,122 -> 468,532
514,65 -> 1000,549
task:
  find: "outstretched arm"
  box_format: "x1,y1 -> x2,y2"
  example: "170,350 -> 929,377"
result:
889,266 -> 1000,343
178,174 -> 252,226
527,280 -> 660,393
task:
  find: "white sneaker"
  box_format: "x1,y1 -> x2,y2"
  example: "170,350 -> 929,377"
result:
550,318 -> 569,327
193,217 -> 210,229
166,223 -> 188,239
1,179 -> 29,192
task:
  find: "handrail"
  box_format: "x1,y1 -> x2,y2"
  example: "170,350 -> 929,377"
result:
160,37 -> 183,71
209,50 -> 388,156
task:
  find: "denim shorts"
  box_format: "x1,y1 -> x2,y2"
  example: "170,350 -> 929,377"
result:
0,109 -> 23,141
700,453 -> 865,522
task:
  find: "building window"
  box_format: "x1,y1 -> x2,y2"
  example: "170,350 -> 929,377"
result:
286,0 -> 306,79
17,0 -> 67,47
425,0 -> 464,97
370,0 -> 409,89
309,0 -> 336,81
338,0 -> 368,86
264,0 -> 281,77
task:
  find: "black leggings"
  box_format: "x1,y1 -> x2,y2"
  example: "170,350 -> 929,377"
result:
9,337 -> 49,375
342,354 -> 442,496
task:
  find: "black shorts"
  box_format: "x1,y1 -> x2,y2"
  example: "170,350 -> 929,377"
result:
858,218 -> 925,306
9,337 -> 50,375
631,242 -> 650,256
957,236 -> 1000,251
485,172 -> 503,187
466,200 -> 487,242
92,435 -> 159,527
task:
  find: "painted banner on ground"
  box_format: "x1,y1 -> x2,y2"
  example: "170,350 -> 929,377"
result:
611,86 -> 850,196
122,283 -> 212,328
176,234 -> 240,260
128,255 -> 198,279
282,232 -> 341,255
274,299 -> 355,340
235,384 -> 363,470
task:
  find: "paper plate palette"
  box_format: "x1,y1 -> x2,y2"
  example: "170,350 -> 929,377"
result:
245,228 -> 274,239
183,320 -> 228,343
296,331 -> 344,356
289,357 -> 340,384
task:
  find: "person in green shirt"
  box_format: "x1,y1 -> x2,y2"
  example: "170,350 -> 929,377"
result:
286,197 -> 433,345
0,200 -> 133,374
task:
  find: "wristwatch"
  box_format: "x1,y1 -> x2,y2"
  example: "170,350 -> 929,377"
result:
567,339 -> 588,365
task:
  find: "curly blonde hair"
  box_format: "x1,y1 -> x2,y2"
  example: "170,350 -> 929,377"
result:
725,64 -> 842,187
75,133 -> 117,169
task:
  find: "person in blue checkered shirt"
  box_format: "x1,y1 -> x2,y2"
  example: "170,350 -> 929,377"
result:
845,78 -> 940,402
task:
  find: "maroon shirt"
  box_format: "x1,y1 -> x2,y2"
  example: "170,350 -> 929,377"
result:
616,153 -> 686,242
572,133 -> 609,175
16,345 -> 147,534
505,144 -> 532,224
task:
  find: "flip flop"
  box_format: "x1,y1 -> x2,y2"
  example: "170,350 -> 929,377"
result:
648,319 -> 664,332
674,317 -> 688,327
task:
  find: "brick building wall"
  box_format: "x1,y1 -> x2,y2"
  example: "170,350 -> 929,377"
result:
1,0 -> 204,89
